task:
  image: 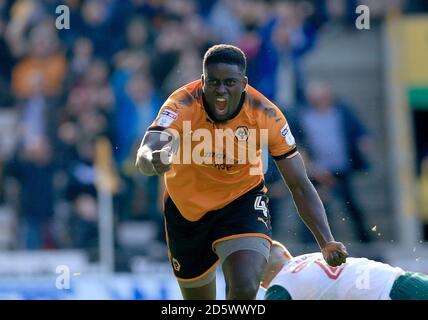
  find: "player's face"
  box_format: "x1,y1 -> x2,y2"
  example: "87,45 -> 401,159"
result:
202,63 -> 248,121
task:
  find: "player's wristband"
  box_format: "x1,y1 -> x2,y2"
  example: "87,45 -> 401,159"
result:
145,130 -> 173,143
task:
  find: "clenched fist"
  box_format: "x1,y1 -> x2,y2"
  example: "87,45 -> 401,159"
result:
151,146 -> 173,175
136,145 -> 173,176
321,241 -> 348,267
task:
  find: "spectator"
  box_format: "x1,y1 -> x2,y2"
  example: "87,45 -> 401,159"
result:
162,48 -> 201,95
7,136 -> 56,249
69,37 -> 94,81
113,71 -> 161,165
0,17 -> 15,106
66,58 -> 115,121
11,22 -> 67,99
64,138 -> 99,255
295,80 -> 372,243
0,157 -> 4,204
115,14 -> 152,56
208,0 -> 245,44
74,0 -> 121,59
69,192 -> 99,260
249,1 -> 316,105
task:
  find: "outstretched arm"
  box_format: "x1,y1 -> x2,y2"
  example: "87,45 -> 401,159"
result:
275,153 -> 348,266
135,130 -> 177,176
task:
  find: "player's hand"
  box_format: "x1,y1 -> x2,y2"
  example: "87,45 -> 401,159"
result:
151,146 -> 173,175
321,241 -> 348,267
136,144 -> 172,176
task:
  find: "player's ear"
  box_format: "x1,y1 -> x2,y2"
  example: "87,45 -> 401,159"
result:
243,76 -> 248,91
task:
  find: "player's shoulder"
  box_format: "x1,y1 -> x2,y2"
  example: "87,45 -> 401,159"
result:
164,79 -> 202,111
245,85 -> 282,119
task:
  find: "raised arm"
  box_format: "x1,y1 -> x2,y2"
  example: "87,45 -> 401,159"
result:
275,153 -> 348,266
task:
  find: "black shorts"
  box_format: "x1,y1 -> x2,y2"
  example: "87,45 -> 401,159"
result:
163,182 -> 272,281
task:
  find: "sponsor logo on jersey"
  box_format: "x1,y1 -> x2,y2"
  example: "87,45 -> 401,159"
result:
157,109 -> 178,127
280,123 -> 295,146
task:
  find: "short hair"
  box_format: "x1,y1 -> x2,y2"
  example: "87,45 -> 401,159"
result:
203,44 -> 247,74
269,240 -> 293,263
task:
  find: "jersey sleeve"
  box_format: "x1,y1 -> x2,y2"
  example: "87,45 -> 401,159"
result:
148,104 -> 182,133
147,90 -> 191,135
264,104 -> 298,160
264,285 -> 293,300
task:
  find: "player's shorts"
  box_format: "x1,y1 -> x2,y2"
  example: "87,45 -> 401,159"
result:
163,182 -> 272,283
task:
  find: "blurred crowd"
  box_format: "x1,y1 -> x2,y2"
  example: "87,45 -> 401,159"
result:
0,0 -> 426,269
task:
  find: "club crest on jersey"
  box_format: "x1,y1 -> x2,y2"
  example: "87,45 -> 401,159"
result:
281,123 -> 295,146
157,109 -> 178,127
235,126 -> 249,141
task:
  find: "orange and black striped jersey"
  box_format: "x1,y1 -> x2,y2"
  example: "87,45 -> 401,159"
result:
148,80 -> 298,221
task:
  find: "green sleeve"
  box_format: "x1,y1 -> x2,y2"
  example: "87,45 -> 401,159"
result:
264,285 -> 292,300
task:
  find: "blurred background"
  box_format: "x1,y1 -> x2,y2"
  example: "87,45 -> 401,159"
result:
0,0 -> 427,299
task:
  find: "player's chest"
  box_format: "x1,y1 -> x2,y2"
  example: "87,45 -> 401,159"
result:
182,120 -> 262,151
178,118 -> 263,170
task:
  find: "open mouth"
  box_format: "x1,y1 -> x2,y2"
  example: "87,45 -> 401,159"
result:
214,97 -> 228,115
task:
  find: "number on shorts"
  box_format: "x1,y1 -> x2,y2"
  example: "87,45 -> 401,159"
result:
254,196 -> 268,217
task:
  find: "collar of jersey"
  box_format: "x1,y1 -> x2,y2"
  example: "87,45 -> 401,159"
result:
202,91 -> 246,124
